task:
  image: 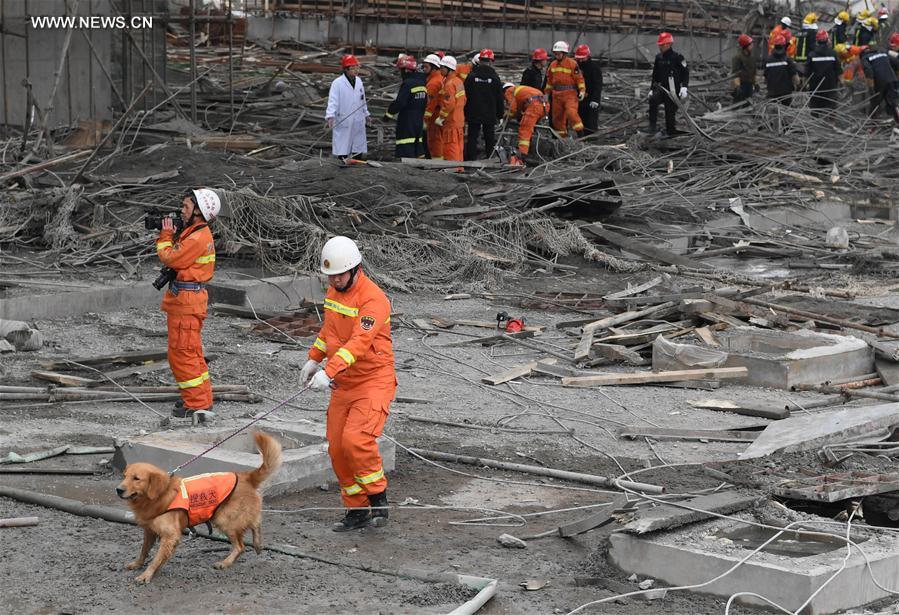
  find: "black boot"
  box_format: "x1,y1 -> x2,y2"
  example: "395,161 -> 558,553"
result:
369,490 -> 388,528
333,508 -> 370,532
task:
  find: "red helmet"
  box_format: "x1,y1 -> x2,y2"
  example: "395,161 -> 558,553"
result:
435,50 -> 446,59
341,54 -> 359,69
737,34 -> 752,48
396,55 -> 417,70
890,32 -> 899,47
531,47 -> 549,61
574,44 -> 591,59
815,29 -> 829,42
772,34 -> 786,46
657,32 -> 674,46
479,48 -> 495,61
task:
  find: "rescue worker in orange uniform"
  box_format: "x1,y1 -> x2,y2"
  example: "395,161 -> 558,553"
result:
155,189 -> 219,421
544,40 -> 585,137
422,54 -> 445,159
768,16 -> 793,55
299,236 -> 397,532
502,82 -> 548,162
434,55 -> 467,162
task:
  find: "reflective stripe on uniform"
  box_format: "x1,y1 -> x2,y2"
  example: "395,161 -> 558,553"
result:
766,61 -> 788,67
573,123 -> 585,130
313,337 -> 327,352
424,111 -> 433,117
455,90 -> 465,98
342,483 -> 363,495
355,468 -> 384,484
410,86 -> 427,93
396,137 -> 418,144
811,56 -> 837,62
324,299 -> 359,317
385,112 -> 397,119
178,371 -> 210,389
551,66 -> 573,74
194,254 -> 215,264
156,241 -> 173,251
519,139 -> 530,147
335,347 -> 356,366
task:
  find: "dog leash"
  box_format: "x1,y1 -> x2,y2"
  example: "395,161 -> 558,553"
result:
168,383 -> 314,476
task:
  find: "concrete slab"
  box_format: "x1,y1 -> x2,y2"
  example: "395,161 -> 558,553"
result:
208,274 -> 323,310
610,516 -> 899,615
718,328 -> 873,390
112,420 -> 396,497
740,403 -> 899,459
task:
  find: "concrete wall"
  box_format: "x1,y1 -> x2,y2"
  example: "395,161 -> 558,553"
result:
0,0 -> 166,131
247,15 -> 734,63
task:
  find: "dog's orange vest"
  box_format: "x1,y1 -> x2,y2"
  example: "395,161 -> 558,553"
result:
167,472 -> 238,527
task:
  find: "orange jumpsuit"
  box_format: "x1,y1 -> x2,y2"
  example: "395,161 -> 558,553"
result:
156,221 -> 215,411
545,56 -> 585,136
424,70 -> 445,159
505,85 -> 548,155
166,472 -> 237,528
438,72 -> 467,162
768,25 -> 793,54
456,63 -> 474,81
308,270 -> 396,508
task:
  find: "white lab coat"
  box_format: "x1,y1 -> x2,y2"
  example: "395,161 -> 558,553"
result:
326,74 -> 370,156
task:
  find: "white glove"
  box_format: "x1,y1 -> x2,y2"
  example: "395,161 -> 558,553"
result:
299,359 -> 320,386
578,91 -> 586,101
310,370 -> 332,391
678,87 -> 688,99
589,101 -> 599,109
435,116 -> 445,127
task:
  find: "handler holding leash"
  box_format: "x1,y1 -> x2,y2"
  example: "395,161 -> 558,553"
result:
299,236 -> 397,532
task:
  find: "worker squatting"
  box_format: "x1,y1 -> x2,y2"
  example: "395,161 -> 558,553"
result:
326,12 -> 899,164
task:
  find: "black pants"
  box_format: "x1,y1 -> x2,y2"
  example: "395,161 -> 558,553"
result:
732,83 -> 753,106
870,85 -> 899,125
464,121 -> 496,160
648,90 -> 677,133
578,101 -> 599,134
809,91 -> 837,112
395,135 -> 424,159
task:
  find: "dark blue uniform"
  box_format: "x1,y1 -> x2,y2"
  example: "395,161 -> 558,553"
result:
386,71 -> 427,158
861,48 -> 899,124
805,43 -> 841,110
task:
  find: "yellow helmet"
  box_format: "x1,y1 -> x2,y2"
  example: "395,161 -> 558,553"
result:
865,16 -> 879,29
837,11 -> 850,23
803,12 -> 818,24
858,9 -> 870,20
834,43 -> 848,55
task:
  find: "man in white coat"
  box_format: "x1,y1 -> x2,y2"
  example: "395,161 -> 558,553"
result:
326,55 -> 371,160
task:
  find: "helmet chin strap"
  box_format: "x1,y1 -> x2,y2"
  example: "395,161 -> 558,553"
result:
335,265 -> 360,292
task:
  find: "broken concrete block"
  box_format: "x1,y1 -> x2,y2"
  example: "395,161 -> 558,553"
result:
0,339 -> 14,353
0,319 -> 43,351
497,533 -> 527,549
638,579 -> 655,590
652,335 -> 727,370
825,226 -> 849,249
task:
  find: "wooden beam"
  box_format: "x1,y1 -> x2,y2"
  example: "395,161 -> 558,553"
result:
39,349 -> 168,369
695,326 -> 720,347
687,399 -> 790,420
562,367 -> 748,387
582,301 -> 677,334
30,370 -> 96,387
574,328 -> 594,361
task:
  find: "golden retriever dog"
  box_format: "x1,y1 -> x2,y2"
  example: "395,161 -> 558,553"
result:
116,431 -> 282,583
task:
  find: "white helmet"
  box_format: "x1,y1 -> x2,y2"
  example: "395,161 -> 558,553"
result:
192,188 -> 221,221
440,55 -> 457,71
503,82 -> 515,90
552,40 -> 569,53
424,53 -> 442,67
780,16 -> 792,27
321,236 -> 362,275
471,52 -> 480,65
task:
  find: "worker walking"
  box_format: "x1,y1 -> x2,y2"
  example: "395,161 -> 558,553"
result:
435,55 -> 467,162
156,189 -> 220,421
385,55 -> 427,159
831,11 -> 850,46
544,41 -> 585,137
648,32 -> 689,135
464,48 -> 505,160
502,82 -> 548,163
522,48 -> 549,89
731,34 -> 757,105
421,54 -> 444,159
326,55 -> 371,160
574,44 -> 603,134
805,30 -> 841,113
860,45 -> 899,125
299,236 -> 397,532
764,35 -> 799,105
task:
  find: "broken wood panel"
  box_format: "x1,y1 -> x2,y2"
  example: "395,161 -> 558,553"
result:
574,328 -> 594,361
602,276 -> 664,300
30,370 -> 96,387
38,349 -> 169,370
481,358 -> 558,386
695,327 -> 720,347
589,343 -> 645,365
618,426 -> 761,443
562,367 -> 748,387
86,360 -> 172,386
773,471 -> 899,503
620,492 -> 762,534
582,223 -> 709,269
582,302 -> 678,334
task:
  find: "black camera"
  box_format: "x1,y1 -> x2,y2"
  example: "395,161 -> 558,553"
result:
152,267 -> 177,291
145,209 -> 184,232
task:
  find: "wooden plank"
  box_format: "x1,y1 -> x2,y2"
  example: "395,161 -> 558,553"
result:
533,361 -> 583,378
582,302 -> 677,334
697,312 -> 747,328
582,223 -> 709,269
442,330 -> 535,347
562,367 -> 748,387
30,370 -> 96,387
481,361 -> 538,386
603,276 -> 663,300
209,303 -> 283,320
687,399 -> 790,420
558,496 -> 632,538
38,348 -> 168,370
574,328 -> 594,361
620,492 -> 762,534
590,343 -> 645,365
695,326 -> 720,347
604,289 -> 707,308
87,360 -> 171,386
618,426 -> 761,443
